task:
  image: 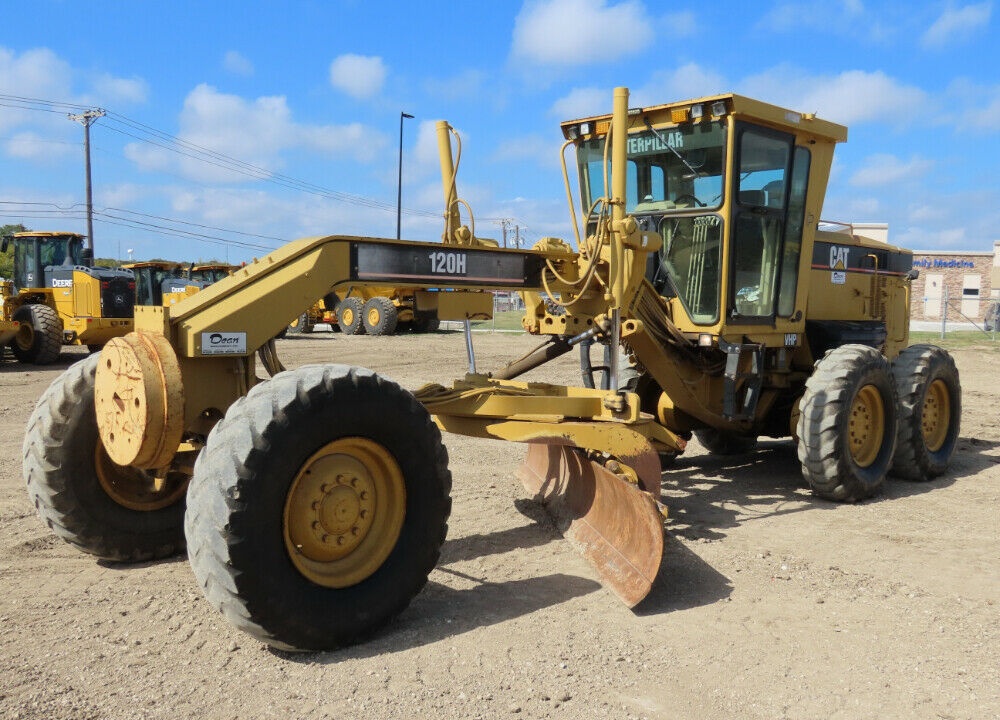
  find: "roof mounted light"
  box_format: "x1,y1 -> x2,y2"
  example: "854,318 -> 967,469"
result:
690,104 -> 704,120
566,125 -> 580,141
670,108 -> 689,123
711,101 -> 727,117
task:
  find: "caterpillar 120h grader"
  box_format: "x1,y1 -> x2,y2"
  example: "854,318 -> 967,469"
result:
23,88 -> 960,652
1,231 -> 134,363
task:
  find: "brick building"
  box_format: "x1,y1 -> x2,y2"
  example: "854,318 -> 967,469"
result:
909,242 -> 1000,322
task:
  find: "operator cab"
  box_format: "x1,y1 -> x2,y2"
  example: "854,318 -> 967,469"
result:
563,95 -> 846,331
1,232 -> 91,292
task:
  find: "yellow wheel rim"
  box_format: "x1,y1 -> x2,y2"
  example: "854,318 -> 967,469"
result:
283,437 -> 406,588
341,308 -> 354,326
848,384 -> 885,467
921,379 -> 951,452
367,306 -> 380,327
94,444 -> 189,511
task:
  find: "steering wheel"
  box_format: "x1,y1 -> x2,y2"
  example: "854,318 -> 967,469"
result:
673,194 -> 705,207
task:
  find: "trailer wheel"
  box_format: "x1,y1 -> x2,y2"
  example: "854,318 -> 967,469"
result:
184,364 -> 451,652
338,297 -> 365,335
11,303 -> 62,365
797,344 -> 898,502
363,297 -> 398,336
890,344 -> 961,480
22,354 -> 188,561
693,428 -> 758,455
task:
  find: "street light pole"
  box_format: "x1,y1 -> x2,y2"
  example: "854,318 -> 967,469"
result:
397,112 -> 414,240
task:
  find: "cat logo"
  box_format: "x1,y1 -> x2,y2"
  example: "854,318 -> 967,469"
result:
829,246 -> 850,270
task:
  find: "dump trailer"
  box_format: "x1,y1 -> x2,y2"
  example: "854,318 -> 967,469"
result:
1,231 -> 134,363
287,286 -> 441,335
23,88 -> 960,652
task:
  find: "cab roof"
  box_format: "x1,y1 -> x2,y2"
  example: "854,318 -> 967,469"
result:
560,92 -> 848,144
12,231 -> 85,239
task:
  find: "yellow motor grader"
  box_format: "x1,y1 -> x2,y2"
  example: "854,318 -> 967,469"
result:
23,88 -> 960,652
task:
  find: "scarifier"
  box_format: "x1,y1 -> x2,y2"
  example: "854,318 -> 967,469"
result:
23,87 -> 961,652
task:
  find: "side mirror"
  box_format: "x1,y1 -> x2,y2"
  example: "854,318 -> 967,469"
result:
1,236 -> 9,253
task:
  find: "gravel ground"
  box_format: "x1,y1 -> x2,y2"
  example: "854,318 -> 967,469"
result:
1,331 -> 997,720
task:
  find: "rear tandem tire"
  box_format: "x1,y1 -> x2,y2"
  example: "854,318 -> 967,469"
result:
889,344 -> 961,480
796,344 -> 899,502
363,297 -> 398,336
184,364 -> 452,652
338,297 -> 365,335
11,304 -> 62,365
22,355 -> 188,561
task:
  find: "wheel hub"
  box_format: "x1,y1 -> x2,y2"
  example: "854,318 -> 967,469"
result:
284,437 -> 405,588
94,444 -> 188,511
921,378 -> 951,452
848,384 -> 885,467
367,307 -> 380,326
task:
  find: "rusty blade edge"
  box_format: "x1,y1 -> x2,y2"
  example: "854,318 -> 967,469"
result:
517,443 -> 664,607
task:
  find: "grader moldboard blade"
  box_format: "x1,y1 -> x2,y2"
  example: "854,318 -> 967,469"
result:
517,443 -> 665,607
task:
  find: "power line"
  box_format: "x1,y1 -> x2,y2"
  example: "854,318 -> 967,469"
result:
1,94 -> 531,233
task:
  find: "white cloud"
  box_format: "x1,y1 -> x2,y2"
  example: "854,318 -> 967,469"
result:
491,134 -> 564,170
633,63 -> 728,106
512,0 -> 653,66
921,2 -> 992,48
329,54 -> 386,99
91,73 -> 148,104
741,66 -> 927,126
550,87 -> 610,120
757,1 -> 893,41
4,131 -> 72,161
223,51 -> 254,77
0,46 -> 147,150
125,84 -> 386,183
424,70 -> 487,102
944,78 -> 1000,130
849,154 -> 933,187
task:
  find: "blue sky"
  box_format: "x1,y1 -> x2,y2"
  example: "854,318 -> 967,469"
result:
1,0 -> 997,265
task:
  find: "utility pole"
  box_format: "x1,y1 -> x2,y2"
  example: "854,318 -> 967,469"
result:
68,108 -> 106,254
514,224 -> 521,249
498,218 -> 513,248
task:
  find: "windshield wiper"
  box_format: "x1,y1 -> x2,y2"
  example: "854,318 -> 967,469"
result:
643,118 -> 702,178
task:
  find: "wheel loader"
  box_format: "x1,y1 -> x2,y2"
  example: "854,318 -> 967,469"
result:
23,87 -> 960,652
1,231 -> 134,363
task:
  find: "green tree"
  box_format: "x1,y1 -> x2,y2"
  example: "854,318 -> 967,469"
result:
0,224 -> 28,279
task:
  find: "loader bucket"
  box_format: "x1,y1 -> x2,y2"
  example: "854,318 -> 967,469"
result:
517,443 -> 665,607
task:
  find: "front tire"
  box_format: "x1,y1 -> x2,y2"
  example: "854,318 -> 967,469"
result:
797,345 -> 899,502
22,354 -> 188,561
184,364 -> 452,652
11,303 -> 62,365
890,344 -> 961,480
